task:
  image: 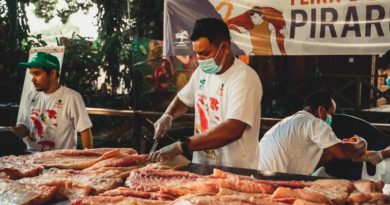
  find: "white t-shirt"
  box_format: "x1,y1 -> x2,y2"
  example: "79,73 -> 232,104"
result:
17,86 -> 92,151
258,110 -> 341,175
178,59 -> 262,169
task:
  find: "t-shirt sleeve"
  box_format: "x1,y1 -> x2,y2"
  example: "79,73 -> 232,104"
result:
308,119 -> 341,149
16,91 -> 33,129
225,72 -> 262,128
69,92 -> 93,132
177,68 -> 199,107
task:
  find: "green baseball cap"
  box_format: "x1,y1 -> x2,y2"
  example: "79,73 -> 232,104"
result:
19,52 -> 60,71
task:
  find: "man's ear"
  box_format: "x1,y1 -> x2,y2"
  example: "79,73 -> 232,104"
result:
50,69 -> 58,78
222,42 -> 230,55
316,106 -> 324,118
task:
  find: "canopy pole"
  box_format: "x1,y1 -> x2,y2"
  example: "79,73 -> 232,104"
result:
370,55 -> 377,108
163,0 -> 168,58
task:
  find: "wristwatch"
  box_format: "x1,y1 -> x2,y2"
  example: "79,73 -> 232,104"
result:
179,137 -> 191,155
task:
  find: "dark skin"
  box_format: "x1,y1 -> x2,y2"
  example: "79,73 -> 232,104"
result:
164,37 -> 247,151
11,67 -> 93,149
304,99 -> 366,164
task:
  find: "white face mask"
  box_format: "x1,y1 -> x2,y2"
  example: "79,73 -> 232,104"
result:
198,44 -> 226,74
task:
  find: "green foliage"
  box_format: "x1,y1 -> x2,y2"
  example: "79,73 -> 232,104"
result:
21,33 -> 47,50
1,0 -> 165,108
33,0 -> 58,23
57,0 -> 93,24
59,34 -> 100,102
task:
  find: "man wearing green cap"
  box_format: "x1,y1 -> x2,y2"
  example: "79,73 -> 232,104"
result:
8,52 -> 93,151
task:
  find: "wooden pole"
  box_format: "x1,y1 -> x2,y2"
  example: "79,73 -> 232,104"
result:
370,55 -> 377,108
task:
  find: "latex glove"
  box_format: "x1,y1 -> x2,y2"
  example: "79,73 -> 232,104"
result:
153,114 -> 173,140
148,141 -> 183,162
347,135 -> 367,151
361,151 -> 383,165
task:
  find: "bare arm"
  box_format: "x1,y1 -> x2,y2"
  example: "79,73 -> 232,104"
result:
318,151 -> 334,166
325,140 -> 366,160
12,124 -> 29,140
80,128 -> 93,149
165,97 -> 191,120
187,119 -> 247,151
381,147 -> 390,159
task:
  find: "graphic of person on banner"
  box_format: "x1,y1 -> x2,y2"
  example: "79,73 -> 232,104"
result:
226,6 -> 287,55
146,40 -> 175,92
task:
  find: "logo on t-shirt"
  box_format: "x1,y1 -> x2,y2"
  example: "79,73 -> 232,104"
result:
55,99 -> 64,108
199,79 -> 206,90
217,83 -> 224,96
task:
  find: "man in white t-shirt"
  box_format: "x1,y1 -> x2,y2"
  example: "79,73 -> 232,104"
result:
8,52 -> 93,151
148,18 -> 262,169
258,90 -> 367,175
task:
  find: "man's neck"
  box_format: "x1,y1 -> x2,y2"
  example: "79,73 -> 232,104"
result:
44,84 -> 60,94
217,53 -> 235,75
303,107 -> 319,118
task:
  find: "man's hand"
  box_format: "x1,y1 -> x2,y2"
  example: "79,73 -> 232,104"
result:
361,151 -> 383,165
153,114 -> 173,140
345,135 -> 367,151
148,141 -> 183,162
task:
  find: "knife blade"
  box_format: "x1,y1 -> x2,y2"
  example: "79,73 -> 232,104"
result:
149,140 -> 158,154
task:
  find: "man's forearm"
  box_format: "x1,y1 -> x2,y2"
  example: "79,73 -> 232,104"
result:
382,148 -> 390,159
165,97 -> 190,120
187,119 -> 247,151
80,128 -> 93,149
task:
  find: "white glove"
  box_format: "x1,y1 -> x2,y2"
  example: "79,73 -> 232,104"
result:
148,141 -> 183,162
153,114 -> 173,140
347,135 -> 367,151
361,151 -> 383,165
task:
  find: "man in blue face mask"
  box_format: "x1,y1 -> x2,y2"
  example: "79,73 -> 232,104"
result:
149,18 -> 263,169
378,50 -> 390,87
258,89 -> 367,175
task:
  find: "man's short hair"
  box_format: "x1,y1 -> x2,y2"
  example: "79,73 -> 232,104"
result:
190,18 -> 230,45
304,89 -> 333,110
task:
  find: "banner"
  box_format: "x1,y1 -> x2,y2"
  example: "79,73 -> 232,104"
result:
164,0 -> 390,56
17,46 -> 65,122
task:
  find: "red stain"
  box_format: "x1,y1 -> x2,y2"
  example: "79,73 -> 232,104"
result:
209,97 -> 219,111
46,110 -> 57,119
198,97 -> 205,105
31,116 -> 44,138
196,100 -> 208,133
37,140 -> 55,148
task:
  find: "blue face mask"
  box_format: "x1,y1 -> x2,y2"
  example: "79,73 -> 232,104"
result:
325,114 -> 332,126
198,44 -> 226,74
386,76 -> 390,87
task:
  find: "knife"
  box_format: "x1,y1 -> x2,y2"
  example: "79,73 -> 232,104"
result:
149,139 -> 159,155
145,118 -> 176,142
